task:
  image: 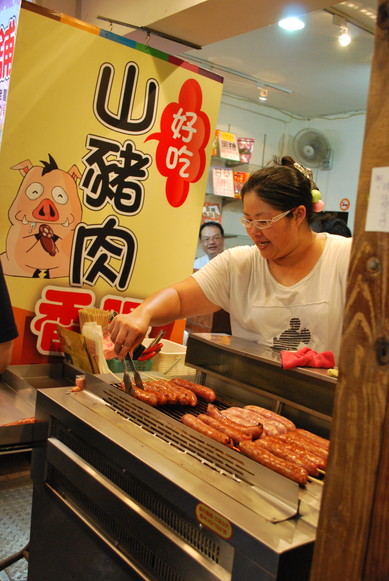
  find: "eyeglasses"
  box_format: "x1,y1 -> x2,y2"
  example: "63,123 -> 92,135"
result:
201,235 -> 223,243
240,208 -> 296,231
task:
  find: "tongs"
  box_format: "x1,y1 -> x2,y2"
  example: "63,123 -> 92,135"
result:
133,329 -> 165,361
122,354 -> 145,395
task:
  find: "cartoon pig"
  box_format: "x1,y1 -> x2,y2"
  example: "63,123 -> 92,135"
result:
1,155 -> 82,278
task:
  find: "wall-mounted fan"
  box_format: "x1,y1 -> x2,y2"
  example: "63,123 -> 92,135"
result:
292,129 -> 332,169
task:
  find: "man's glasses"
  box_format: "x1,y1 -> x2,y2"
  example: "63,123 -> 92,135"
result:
201,235 -> 223,243
240,208 -> 296,231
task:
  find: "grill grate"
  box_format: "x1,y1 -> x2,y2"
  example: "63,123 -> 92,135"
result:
102,385 -> 251,483
53,420 -> 223,565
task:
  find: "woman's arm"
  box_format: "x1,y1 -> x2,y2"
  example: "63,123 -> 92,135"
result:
109,276 -> 220,359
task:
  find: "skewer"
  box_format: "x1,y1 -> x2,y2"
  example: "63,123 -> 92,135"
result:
308,476 -> 324,485
317,468 -> 326,475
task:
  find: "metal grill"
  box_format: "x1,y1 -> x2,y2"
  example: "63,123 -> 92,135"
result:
53,420 -> 224,564
102,384 -> 251,483
48,466 -> 186,581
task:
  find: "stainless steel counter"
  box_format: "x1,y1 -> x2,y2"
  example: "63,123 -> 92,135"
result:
25,337 -> 330,581
0,363 -> 80,451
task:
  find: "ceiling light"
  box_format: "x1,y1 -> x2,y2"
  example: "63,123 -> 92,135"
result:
258,87 -> 268,101
338,24 -> 351,46
278,17 -> 305,31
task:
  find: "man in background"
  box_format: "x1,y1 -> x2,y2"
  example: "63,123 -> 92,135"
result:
189,221 -> 230,335
193,221 -> 225,270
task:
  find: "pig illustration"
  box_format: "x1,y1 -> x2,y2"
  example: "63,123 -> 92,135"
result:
1,155 -> 82,278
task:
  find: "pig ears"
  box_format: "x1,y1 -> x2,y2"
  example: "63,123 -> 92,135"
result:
68,164 -> 81,183
11,160 -> 33,176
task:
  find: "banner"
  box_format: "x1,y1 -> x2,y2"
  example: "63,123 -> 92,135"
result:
0,3 -> 223,363
0,0 -> 20,146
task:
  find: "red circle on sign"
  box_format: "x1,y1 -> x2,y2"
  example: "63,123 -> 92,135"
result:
340,198 -> 350,211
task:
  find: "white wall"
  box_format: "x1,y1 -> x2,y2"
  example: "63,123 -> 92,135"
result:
211,94 -> 366,236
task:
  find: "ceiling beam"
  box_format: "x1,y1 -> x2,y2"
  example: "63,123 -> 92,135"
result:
145,0 -> 336,47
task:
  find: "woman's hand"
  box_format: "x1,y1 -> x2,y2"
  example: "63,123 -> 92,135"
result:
109,310 -> 150,360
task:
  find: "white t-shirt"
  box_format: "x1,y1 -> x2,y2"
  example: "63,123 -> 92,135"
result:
193,254 -> 209,269
192,233 -> 352,359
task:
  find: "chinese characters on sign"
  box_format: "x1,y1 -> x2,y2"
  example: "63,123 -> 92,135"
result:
0,5 -> 222,360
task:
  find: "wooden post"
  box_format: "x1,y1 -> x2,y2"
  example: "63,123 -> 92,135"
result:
309,2 -> 389,580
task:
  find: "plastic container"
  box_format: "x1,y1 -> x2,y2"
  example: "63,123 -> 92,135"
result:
143,338 -> 195,377
106,358 -> 152,374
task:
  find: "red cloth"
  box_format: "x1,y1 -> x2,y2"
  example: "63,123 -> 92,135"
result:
280,346 -> 335,370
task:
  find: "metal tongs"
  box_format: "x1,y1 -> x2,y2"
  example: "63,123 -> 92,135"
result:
122,354 -> 145,395
133,329 -> 165,361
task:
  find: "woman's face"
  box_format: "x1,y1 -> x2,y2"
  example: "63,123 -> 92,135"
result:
242,191 -> 301,260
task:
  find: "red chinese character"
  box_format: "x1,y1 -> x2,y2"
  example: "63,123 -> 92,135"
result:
146,78 -> 210,208
101,296 -> 142,315
31,286 -> 95,355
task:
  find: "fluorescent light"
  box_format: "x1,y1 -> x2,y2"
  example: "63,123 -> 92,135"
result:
278,17 -> 305,31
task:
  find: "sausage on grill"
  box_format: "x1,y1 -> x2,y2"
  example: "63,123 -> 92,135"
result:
276,433 -> 328,469
206,404 -> 263,439
165,380 -> 198,406
239,440 -> 309,485
142,383 -> 168,405
170,378 -> 216,402
222,407 -> 282,436
132,387 -> 159,406
197,413 -> 252,445
254,437 -> 320,476
295,429 -> 330,450
181,414 -> 233,446
244,405 -> 296,431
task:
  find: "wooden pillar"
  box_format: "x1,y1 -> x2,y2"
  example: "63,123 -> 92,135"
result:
309,2 -> 389,580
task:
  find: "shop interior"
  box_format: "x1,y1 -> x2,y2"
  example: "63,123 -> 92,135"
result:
0,1 -> 382,581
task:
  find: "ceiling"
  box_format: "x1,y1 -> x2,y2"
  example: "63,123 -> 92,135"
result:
181,2 -> 376,117
46,0 -> 377,118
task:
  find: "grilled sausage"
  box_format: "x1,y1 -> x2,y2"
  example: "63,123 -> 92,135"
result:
197,413 -> 252,445
142,382 -> 168,405
147,380 -> 181,404
244,405 -> 296,431
154,379 -> 192,405
181,414 -> 233,446
276,433 -> 327,468
240,407 -> 288,434
269,436 -> 325,473
165,380 -> 198,406
132,387 -> 159,406
170,378 -> 216,402
254,437 -> 320,476
206,404 -> 263,439
239,440 -> 309,485
222,407 -> 283,436
295,429 -> 330,450
145,380 -> 180,404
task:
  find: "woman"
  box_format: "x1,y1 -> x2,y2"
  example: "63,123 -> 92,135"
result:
110,157 -> 352,361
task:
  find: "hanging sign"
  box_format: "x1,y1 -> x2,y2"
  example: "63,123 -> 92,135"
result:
0,2 -> 223,363
0,0 -> 21,147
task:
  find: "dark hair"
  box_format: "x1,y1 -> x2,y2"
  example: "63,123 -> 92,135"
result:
240,155 -> 317,224
311,212 -> 352,237
199,221 -> 225,239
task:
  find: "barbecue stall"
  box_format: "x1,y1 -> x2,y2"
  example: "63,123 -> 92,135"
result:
26,333 -> 335,581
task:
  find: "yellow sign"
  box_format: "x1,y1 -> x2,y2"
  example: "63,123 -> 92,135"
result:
0,3 -> 223,363
195,502 -> 233,540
